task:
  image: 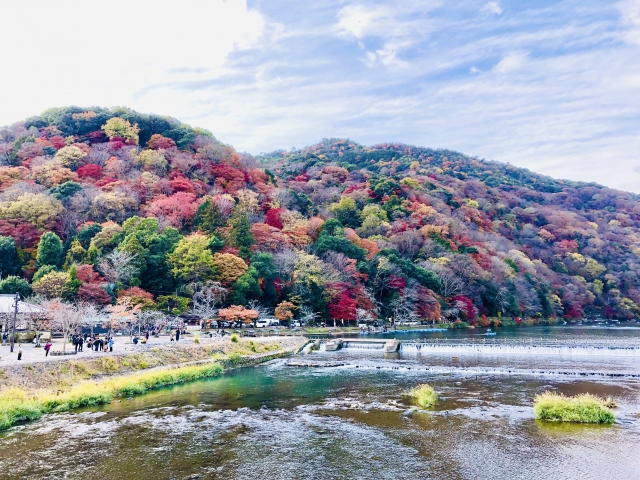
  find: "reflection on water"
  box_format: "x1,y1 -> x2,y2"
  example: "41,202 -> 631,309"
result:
1,327 -> 640,479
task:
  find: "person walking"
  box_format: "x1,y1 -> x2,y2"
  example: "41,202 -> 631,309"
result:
17,345 -> 22,361
176,329 -> 180,342
108,338 -> 114,352
45,340 -> 52,357
170,331 -> 175,341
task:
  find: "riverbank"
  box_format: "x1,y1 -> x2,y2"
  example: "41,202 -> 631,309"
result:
301,318 -> 565,335
0,336 -> 306,431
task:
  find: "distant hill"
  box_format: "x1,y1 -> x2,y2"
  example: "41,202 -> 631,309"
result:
0,106 -> 638,324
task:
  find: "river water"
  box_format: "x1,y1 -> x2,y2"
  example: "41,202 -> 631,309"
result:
1,326 -> 640,479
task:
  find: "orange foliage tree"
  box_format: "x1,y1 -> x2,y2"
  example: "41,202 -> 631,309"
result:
218,305 -> 258,326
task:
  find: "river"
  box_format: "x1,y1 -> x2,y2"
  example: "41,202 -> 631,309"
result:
1,325 -> 639,479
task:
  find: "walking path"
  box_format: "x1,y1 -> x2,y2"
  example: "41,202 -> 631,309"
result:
0,334 -> 242,367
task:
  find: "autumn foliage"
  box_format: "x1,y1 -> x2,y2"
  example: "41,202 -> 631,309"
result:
0,106 -> 637,326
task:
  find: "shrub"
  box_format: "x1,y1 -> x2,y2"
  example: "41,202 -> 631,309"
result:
227,352 -> 243,364
230,334 -> 239,343
534,392 -> 615,424
408,384 -> 438,408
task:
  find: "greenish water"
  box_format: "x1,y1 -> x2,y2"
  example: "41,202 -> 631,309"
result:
1,327 -> 640,479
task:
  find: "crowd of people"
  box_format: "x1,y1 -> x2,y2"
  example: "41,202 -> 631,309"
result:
8,324 -> 212,360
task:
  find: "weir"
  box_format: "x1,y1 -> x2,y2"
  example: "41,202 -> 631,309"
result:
316,337 -> 640,357
399,342 -> 640,357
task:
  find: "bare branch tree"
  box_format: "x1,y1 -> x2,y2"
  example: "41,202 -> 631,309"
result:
246,300 -> 271,318
99,250 -> 139,284
389,295 -> 418,324
422,263 -> 465,298
40,299 -> 84,352
189,282 -> 227,327
298,305 -> 319,326
356,308 -> 374,324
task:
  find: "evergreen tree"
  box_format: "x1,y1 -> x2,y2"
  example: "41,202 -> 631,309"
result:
0,235 -> 20,277
77,223 -> 103,249
229,208 -> 254,259
193,198 -> 223,234
231,266 -> 261,305
36,232 -> 64,268
251,252 -> 277,305
0,276 -> 32,298
63,264 -> 82,300
33,265 -> 59,283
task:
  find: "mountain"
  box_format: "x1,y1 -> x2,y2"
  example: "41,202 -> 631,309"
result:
0,106 -> 638,325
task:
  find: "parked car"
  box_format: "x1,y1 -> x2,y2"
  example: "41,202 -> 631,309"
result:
256,319 -> 270,328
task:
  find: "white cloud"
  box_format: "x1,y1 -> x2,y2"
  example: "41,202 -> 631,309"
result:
493,54 -> 528,73
482,2 -> 503,15
618,0 -> 640,44
335,4 -> 389,40
1,1 -> 640,193
0,0 -> 265,125
334,1 -> 440,67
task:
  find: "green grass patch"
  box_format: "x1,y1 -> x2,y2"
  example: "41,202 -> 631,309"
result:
534,392 -> 615,424
230,334 -> 239,343
408,384 -> 438,408
0,362 -> 224,431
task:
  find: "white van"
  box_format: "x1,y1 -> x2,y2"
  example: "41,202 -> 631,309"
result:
256,319 -> 270,328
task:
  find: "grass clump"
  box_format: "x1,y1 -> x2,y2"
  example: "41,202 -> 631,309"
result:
408,384 -> 438,408
230,334 -> 239,343
534,392 -> 615,424
0,362 -> 224,431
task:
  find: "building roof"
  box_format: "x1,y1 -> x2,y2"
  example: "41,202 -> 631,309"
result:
0,294 -> 45,314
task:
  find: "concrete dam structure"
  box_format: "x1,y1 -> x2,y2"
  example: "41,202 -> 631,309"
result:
312,337 -> 640,357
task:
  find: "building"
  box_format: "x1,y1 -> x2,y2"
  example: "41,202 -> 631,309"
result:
0,294 -> 46,333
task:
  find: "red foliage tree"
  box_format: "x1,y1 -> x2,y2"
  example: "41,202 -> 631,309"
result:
77,163 -> 103,180
326,282 -> 357,320
387,275 -> 406,291
0,220 -> 42,248
169,177 -> 195,193
95,177 -> 117,187
265,208 -> 284,230
327,291 -> 357,321
452,295 -> 476,320
118,286 -> 154,300
147,134 -> 176,150
144,192 -> 199,229
415,287 -> 441,321
77,284 -> 112,306
49,136 -> 66,149
564,302 -> 584,319
76,264 -> 106,284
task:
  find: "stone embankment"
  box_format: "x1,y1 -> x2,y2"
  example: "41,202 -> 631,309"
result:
0,336 -> 305,393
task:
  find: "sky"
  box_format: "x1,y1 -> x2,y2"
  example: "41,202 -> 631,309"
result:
1,0 -> 639,191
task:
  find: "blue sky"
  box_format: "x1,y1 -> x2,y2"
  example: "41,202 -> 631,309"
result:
1,0 -> 639,191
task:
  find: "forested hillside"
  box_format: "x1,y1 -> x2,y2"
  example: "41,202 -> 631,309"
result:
0,106 -> 638,326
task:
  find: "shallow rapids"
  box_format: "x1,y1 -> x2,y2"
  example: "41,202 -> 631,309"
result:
1,327 -> 640,479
